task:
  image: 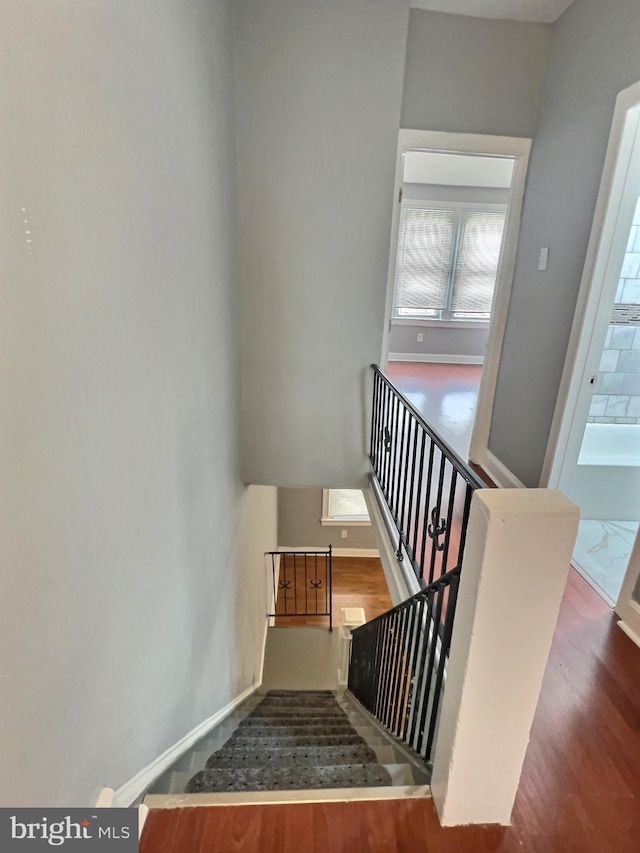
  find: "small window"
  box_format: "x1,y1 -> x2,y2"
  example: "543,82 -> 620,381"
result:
321,489 -> 370,526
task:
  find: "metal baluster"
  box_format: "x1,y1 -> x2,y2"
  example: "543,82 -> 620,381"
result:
403,594 -> 426,741
390,605 -> 409,735
370,370 -> 380,465
404,417 -> 419,563
410,428 -> 426,567
409,586 -> 436,747
415,583 -> 446,756
440,467 -> 458,577
427,450 -> 447,585
425,572 -> 460,761
418,441 -> 436,581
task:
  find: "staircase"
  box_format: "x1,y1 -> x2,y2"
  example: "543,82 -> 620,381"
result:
144,689 -> 429,803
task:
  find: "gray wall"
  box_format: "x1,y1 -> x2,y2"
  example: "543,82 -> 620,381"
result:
389,324 -> 489,359
279,488 -> 377,550
0,0 -> 276,806
401,10 -> 552,137
489,0 -> 640,485
235,0 -> 410,488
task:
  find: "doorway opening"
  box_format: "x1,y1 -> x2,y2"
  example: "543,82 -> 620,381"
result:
544,84 -> 640,608
380,131 -> 530,466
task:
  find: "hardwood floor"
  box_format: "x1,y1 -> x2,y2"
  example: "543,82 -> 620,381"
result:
386,362 -> 482,459
274,556 -> 393,627
141,569 -> 640,852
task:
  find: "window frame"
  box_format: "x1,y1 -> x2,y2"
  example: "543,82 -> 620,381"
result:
392,199 -> 507,323
320,489 -> 371,527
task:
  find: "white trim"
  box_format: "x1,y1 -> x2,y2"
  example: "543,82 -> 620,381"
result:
482,450 -> 526,489
542,78 -> 640,488
320,519 -> 371,527
95,788 -> 116,808
392,318 -> 489,330
143,785 -> 432,809
138,805 -> 149,840
113,682 -> 261,807
617,617 -> 640,650
379,130 -> 531,475
364,480 -> 420,604
388,353 -> 484,365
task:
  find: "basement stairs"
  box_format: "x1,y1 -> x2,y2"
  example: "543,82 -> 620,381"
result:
144,688 -> 430,805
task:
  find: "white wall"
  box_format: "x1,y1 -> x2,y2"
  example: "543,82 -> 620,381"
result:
489,0 -> 640,485
235,0 -> 411,488
0,0 -> 276,807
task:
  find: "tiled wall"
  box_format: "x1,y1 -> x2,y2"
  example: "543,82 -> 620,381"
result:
587,198 -> 640,425
589,325 -> 640,423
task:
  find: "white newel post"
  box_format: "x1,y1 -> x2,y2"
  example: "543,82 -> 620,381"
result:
431,488 -> 580,826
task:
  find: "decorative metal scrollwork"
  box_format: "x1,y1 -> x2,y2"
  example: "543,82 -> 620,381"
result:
427,506 -> 447,552
383,427 -> 392,452
310,579 -> 323,589
278,579 -> 292,590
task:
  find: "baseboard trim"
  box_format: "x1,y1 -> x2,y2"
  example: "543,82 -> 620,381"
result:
388,353 -> 484,365
618,619 -> 640,650
482,450 -> 526,489
113,681 -> 261,807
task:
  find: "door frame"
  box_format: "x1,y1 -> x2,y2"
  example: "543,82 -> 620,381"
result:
541,79 -> 640,489
380,130 -> 532,469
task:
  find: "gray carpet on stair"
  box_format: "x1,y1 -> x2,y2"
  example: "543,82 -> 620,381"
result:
206,744 -> 377,769
231,724 -> 357,738
238,715 -> 348,728
218,733 -> 367,749
249,706 -> 348,718
187,763 -> 392,793
186,689 -> 393,794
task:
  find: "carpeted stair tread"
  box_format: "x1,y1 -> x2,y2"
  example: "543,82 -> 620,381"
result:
206,744 -> 377,769
231,724 -> 357,739
257,696 -> 342,709
187,763 -> 393,793
265,690 -> 335,696
238,715 -> 348,728
249,706 -> 348,718
215,733 -> 367,750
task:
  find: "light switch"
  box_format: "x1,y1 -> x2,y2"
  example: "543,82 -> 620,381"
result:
538,247 -> 549,271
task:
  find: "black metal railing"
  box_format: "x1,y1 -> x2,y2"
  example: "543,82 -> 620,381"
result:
346,366 -> 486,765
370,364 -> 484,586
348,566 -> 459,764
266,548 -> 333,630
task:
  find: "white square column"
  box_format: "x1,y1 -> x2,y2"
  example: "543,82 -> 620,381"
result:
431,488 -> 580,826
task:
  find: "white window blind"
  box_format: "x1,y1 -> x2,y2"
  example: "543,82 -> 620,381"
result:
393,204 -> 506,320
394,208 -> 456,316
321,489 -> 370,525
451,211 -> 506,317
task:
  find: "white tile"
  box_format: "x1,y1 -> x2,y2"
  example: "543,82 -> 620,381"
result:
572,519 -> 639,604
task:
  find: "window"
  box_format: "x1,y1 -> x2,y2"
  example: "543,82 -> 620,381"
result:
321,489 -> 370,526
393,202 -> 506,321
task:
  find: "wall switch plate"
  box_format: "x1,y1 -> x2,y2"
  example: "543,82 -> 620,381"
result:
538,247 -> 549,271
341,529 -> 348,539
417,333 -> 424,342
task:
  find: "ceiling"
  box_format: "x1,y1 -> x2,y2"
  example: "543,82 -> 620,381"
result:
410,0 -> 575,24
